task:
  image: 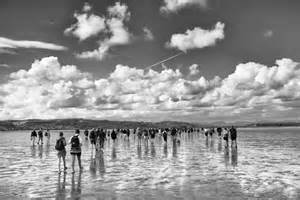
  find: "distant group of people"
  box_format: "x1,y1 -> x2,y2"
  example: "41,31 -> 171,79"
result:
31,128 -> 51,145
30,126 -> 238,173
204,126 -> 237,148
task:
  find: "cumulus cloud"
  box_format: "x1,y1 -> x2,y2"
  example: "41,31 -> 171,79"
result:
65,2 -> 132,60
64,3 -> 106,41
0,36 -> 67,51
167,22 -> 225,52
0,56 -> 299,121
161,0 -> 208,13
143,27 -> 154,41
189,64 -> 200,75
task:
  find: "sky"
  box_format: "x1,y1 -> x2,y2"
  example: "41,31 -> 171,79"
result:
0,0 -> 300,122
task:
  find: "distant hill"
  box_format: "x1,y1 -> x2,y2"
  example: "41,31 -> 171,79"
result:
0,119 -> 197,131
0,119 -> 299,131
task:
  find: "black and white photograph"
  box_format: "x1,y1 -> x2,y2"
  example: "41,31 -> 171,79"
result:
0,0 -> 299,199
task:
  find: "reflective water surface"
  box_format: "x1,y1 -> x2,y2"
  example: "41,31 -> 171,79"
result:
0,127 -> 299,199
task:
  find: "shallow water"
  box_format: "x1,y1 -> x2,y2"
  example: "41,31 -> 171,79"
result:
0,127 -> 299,200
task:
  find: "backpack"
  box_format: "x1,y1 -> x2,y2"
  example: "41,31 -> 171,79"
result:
71,135 -> 80,148
55,138 -> 65,151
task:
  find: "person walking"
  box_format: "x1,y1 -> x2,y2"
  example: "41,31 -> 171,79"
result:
69,129 -> 83,173
37,128 -> 44,145
31,129 -> 37,146
55,132 -> 67,172
229,126 -> 237,148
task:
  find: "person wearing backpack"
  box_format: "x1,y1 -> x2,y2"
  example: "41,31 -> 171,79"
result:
68,129 -> 83,173
223,129 -> 229,148
55,132 -> 67,172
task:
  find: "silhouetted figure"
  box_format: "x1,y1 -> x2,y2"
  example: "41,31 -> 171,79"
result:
31,129 -> 37,146
229,126 -> 237,148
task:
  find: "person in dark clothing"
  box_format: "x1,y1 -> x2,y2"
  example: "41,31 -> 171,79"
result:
68,129 -> 83,173
111,129 -> 117,143
84,129 -> 89,140
31,129 -> 37,146
37,128 -> 43,145
229,126 -> 237,148
216,127 -> 222,139
89,128 -> 97,149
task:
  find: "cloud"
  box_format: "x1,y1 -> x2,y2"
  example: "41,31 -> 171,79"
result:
161,0 -> 208,13
143,27 -> 154,41
166,22 -> 225,52
0,37 -> 67,51
0,57 -> 299,122
189,64 -> 200,75
65,2 -> 132,60
64,3 -> 106,41
0,64 -> 11,68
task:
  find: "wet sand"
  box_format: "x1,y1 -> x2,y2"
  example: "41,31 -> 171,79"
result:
0,127 -> 299,199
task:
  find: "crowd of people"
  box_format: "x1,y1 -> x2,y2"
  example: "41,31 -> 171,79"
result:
30,126 -> 238,173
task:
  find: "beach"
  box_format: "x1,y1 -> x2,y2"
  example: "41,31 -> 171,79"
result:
0,127 -> 299,199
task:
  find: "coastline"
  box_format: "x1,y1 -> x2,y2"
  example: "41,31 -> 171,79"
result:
0,119 -> 299,131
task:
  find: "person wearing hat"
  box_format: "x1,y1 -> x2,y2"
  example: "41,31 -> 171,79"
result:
68,129 -> 83,173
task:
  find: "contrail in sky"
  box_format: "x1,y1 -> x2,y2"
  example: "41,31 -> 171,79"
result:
145,52 -> 184,70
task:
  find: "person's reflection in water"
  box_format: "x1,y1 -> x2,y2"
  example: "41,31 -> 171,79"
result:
205,137 -> 209,149
137,145 -> 142,159
30,145 -> 36,158
38,144 -> 43,159
90,150 -> 97,177
217,139 -> 222,152
150,142 -> 156,158
231,146 -> 238,167
163,142 -> 168,158
70,172 -> 82,200
224,146 -> 230,167
111,143 -> 117,160
45,141 -> 50,157
172,139 -> 177,158
56,171 -> 66,200
210,137 -> 215,152
98,152 -> 105,176
144,141 -> 149,157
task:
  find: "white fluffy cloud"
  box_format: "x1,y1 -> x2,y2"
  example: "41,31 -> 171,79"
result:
65,2 -> 132,60
0,57 -> 299,122
64,3 -> 106,41
167,22 -> 225,52
161,0 -> 208,13
189,64 -> 200,75
0,37 -> 67,51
